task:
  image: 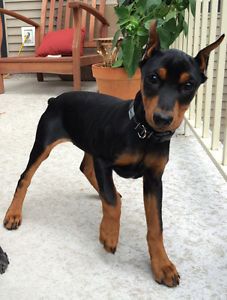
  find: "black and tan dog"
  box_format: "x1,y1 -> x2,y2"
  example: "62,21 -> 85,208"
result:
3,23 -> 224,287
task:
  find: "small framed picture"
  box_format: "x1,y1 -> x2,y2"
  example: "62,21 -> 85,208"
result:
21,27 -> 35,47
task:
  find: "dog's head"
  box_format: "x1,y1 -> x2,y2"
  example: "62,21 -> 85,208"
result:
139,21 -> 224,132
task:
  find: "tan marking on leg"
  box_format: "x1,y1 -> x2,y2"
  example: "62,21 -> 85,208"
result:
80,152 -> 99,193
144,194 -> 179,287
4,138 -> 69,230
144,155 -> 168,177
99,193 -> 121,254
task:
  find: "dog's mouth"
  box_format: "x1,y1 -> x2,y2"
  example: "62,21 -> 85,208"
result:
154,126 -> 171,133
153,126 -> 173,134
147,118 -> 174,133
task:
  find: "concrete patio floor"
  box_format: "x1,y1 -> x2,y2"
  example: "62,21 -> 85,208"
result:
0,75 -> 226,299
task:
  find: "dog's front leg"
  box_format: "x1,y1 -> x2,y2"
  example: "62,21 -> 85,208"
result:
143,170 -> 179,287
94,158 -> 121,254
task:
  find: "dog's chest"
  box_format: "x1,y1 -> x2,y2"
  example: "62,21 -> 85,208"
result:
113,153 -> 167,179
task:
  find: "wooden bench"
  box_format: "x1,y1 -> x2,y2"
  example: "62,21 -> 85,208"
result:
0,0 -> 109,93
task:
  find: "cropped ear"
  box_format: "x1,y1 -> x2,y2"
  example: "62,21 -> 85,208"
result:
142,20 -> 160,61
195,34 -> 225,72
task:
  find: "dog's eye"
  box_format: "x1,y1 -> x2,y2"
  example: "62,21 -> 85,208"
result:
182,82 -> 194,91
149,74 -> 159,84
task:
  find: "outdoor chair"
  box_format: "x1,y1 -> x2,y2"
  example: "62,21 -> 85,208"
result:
0,0 -> 109,93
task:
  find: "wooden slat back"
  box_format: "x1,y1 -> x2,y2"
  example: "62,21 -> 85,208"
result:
82,0 -> 88,28
48,0 -> 56,32
40,0 -> 48,41
40,0 -> 106,48
88,0 -> 96,43
56,0 -> 64,30
0,16 -> 2,52
64,0 -> 71,28
99,0 -> 105,15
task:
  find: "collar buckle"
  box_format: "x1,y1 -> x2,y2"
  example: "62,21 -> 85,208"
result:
135,123 -> 147,139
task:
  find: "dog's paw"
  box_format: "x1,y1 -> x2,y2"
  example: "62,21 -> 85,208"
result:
152,259 -> 180,287
0,247 -> 9,274
99,217 -> 119,254
3,209 -> 22,230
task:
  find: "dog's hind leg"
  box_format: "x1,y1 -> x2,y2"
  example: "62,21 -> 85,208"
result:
4,109 -> 70,230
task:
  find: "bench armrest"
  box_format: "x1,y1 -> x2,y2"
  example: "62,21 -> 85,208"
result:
0,8 -> 40,27
68,2 -> 109,26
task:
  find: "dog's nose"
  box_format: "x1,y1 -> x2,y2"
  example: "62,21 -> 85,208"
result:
153,112 -> 173,127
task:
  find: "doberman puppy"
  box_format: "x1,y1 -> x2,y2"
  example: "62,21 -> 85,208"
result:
3,22 -> 224,287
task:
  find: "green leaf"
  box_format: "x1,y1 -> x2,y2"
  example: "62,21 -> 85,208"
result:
114,6 -> 130,20
112,29 -> 121,48
112,47 -> 123,68
135,0 -> 147,15
165,10 -> 176,21
189,0 -> 196,16
146,0 -> 162,10
164,18 -> 177,32
122,37 -> 141,77
157,17 -> 180,49
155,4 -> 169,18
137,26 -> 148,37
183,20 -> 188,36
175,0 -> 189,11
112,58 -> 123,68
158,27 -> 172,49
118,19 -> 130,27
118,0 -> 127,5
144,19 -> 153,30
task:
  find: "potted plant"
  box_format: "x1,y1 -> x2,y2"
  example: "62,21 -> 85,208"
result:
92,0 -> 195,100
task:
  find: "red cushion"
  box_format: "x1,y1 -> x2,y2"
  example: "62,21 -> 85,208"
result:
36,28 -> 85,57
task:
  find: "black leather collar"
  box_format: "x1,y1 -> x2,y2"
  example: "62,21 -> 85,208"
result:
128,102 -> 174,142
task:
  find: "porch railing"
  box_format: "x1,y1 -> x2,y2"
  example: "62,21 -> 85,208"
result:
173,0 -> 227,181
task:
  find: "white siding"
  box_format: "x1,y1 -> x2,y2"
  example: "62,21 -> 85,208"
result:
4,0 -> 42,56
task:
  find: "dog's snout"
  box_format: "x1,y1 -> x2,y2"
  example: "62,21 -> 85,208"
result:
153,112 -> 173,127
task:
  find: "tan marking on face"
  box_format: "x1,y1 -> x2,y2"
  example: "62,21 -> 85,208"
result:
179,72 -> 190,84
144,155 -> 168,176
143,95 -> 159,127
169,101 -> 189,131
141,83 -> 159,128
114,153 -> 142,166
158,68 -> 167,80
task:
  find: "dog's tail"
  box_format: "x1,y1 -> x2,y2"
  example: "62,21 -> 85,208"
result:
47,97 -> 55,105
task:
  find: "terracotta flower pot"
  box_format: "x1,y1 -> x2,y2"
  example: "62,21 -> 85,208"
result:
92,63 -> 141,100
